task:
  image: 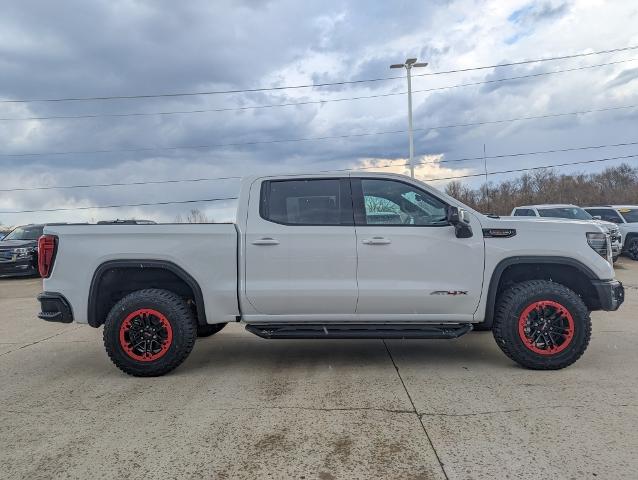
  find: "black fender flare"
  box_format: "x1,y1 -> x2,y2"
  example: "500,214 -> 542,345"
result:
480,256 -> 598,329
88,259 -> 207,327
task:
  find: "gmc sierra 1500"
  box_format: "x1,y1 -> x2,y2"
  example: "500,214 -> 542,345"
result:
37,172 -> 624,376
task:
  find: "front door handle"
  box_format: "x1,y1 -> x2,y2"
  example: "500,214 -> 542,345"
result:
252,237 -> 280,246
362,237 -> 391,245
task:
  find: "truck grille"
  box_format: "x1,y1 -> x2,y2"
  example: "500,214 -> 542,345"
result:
0,249 -> 13,261
608,226 -> 621,243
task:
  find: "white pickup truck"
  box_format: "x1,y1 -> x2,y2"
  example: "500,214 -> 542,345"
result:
37,172 -> 624,376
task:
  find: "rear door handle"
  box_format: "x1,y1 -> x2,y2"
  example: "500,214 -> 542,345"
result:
252,237 -> 280,246
362,237 -> 391,245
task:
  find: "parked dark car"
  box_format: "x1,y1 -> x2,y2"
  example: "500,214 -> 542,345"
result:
0,224 -> 45,277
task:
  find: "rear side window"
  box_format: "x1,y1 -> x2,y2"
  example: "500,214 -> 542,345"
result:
260,179 -> 352,225
513,208 -> 535,216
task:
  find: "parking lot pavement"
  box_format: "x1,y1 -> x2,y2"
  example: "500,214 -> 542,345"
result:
1,261 -> 638,479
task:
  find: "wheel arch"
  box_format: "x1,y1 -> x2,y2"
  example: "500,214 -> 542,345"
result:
88,260 -> 207,328
481,256 -> 599,329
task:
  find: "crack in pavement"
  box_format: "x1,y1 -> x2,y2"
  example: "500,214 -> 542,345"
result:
3,405 -> 416,416
0,326 -> 82,358
383,340 -> 450,480
419,403 -> 638,418
5,402 -> 638,419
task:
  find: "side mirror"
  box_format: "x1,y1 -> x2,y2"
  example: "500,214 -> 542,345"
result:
446,206 -> 473,238
591,215 -> 602,220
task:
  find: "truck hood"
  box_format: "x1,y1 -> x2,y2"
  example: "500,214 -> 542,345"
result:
0,239 -> 38,248
482,216 -> 606,233
476,214 -> 614,281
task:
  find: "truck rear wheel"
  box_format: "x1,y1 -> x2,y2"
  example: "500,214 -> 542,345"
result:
103,289 -> 197,377
197,322 -> 227,337
493,280 -> 591,370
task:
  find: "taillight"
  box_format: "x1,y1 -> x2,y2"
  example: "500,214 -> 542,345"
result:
38,235 -> 57,278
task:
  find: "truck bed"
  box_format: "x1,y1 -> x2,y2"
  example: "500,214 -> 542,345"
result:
43,223 -> 239,324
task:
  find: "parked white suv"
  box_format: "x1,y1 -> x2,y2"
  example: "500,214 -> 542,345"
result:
583,206 -> 638,260
511,204 -> 622,262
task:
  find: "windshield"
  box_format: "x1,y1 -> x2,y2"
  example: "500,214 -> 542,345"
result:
537,207 -> 593,220
618,208 -> 638,223
4,226 -> 43,241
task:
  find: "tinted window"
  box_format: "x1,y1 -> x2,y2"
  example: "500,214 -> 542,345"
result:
585,208 -> 624,224
4,226 -> 43,240
261,179 -> 350,225
537,207 -> 592,220
616,208 -> 638,223
513,208 -> 535,216
358,179 -> 447,226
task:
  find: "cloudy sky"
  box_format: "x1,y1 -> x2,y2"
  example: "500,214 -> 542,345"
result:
1,0 -> 637,226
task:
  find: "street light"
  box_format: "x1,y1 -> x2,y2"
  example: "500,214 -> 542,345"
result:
390,58 -> 428,178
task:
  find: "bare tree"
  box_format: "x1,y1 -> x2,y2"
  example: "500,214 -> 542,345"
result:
175,208 -> 212,223
445,163 -> 638,215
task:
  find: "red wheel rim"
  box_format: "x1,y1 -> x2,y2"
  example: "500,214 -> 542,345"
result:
118,308 -> 173,362
518,300 -> 574,355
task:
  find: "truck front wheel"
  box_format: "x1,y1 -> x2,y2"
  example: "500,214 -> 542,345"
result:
103,289 -> 197,377
493,280 -> 591,370
626,238 -> 638,260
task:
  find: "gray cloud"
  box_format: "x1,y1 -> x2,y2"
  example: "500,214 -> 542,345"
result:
607,67 -> 638,88
0,0 -> 637,225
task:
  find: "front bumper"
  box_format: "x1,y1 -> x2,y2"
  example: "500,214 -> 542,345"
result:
0,257 -> 38,277
37,292 -> 74,323
611,239 -> 622,257
592,280 -> 624,311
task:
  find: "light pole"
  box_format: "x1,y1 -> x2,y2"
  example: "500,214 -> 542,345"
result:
390,58 -> 428,178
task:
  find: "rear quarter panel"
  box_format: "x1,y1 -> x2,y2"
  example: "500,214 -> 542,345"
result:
42,224 -> 239,324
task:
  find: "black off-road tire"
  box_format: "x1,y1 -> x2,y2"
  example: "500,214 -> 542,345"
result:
103,289 -> 197,377
626,238 -> 638,260
197,322 -> 227,337
493,280 -> 591,370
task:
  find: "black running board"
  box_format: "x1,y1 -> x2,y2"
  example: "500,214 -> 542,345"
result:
245,323 -> 473,340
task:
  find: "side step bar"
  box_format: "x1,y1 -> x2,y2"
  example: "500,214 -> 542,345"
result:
245,323 -> 473,340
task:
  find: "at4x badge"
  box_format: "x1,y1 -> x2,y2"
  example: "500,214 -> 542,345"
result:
431,290 -> 468,296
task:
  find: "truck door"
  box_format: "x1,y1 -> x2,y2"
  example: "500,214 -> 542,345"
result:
352,177 -> 484,320
244,177 -> 358,316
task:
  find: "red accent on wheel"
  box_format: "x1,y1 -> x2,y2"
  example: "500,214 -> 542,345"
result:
118,308 -> 173,362
518,300 -> 575,355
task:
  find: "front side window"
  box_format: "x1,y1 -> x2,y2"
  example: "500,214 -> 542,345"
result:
260,179 -> 351,225
357,179 -> 447,226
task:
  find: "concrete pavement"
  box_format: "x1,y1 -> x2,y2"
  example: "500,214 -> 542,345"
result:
1,260 -> 637,479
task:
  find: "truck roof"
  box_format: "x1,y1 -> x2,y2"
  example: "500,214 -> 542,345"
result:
583,205 -> 638,209
241,171 -> 415,183
514,204 -> 579,209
